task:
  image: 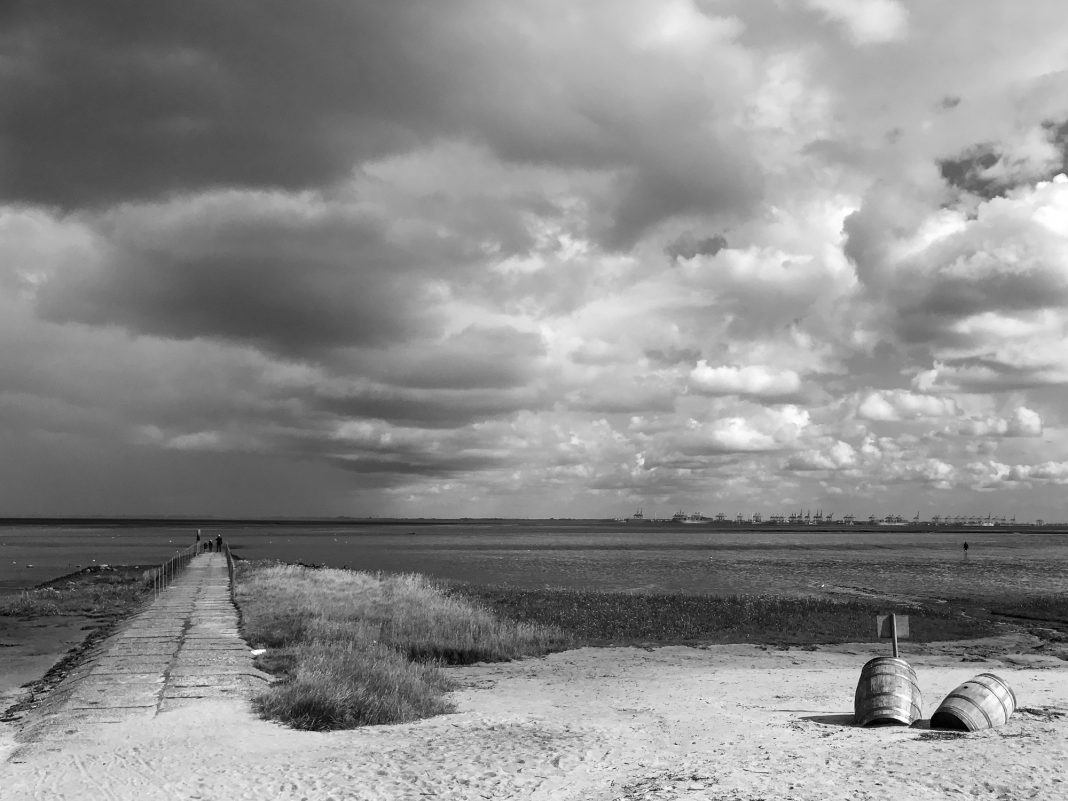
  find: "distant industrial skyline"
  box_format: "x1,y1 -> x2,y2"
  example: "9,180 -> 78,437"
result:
622,508 -> 1049,526
2,2 -> 1068,519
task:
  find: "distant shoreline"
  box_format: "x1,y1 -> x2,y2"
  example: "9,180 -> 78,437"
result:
1,517 -> 1065,533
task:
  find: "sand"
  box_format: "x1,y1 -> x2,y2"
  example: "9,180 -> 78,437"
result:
2,635 -> 1066,800
0,615 -> 97,713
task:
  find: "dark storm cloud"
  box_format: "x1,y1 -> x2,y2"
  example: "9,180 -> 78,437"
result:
644,346 -> 703,367
314,385 -> 546,429
326,450 -> 509,477
0,0 -> 447,206
939,147 -> 1003,199
665,234 -> 728,262
600,158 -> 758,251
940,121 -> 1068,199
34,194 -> 449,355
376,327 -> 546,391
0,1 -> 764,251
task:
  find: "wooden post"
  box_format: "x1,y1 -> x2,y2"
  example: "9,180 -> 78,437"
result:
890,612 -> 899,658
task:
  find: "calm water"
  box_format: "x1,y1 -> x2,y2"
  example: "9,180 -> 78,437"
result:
3,521 -> 1067,601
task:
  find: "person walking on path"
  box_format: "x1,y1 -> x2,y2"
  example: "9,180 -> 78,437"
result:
196,529 -> 201,552
215,533 -> 223,554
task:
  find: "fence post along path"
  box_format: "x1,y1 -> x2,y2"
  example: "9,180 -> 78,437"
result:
10,549 -> 270,761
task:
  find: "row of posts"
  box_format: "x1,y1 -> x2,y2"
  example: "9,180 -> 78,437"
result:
222,541 -> 235,599
148,532 -> 232,598
151,543 -> 198,598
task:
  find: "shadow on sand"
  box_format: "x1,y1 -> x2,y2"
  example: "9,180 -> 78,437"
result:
801,713 -> 856,727
800,713 -> 935,729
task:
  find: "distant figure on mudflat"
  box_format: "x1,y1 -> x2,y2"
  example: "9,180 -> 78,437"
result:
963,541 -> 969,556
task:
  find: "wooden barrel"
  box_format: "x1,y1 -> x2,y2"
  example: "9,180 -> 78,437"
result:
854,657 -> 923,726
930,673 -> 1016,731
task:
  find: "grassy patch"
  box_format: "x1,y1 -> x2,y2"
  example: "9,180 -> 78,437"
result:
233,562 -> 570,730
986,594 -> 1068,628
233,562 -> 1004,731
0,565 -> 150,618
451,586 -> 998,646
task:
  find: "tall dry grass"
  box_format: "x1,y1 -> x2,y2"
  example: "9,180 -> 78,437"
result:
234,562 -> 570,730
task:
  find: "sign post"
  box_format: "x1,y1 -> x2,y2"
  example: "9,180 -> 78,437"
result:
876,613 -> 910,658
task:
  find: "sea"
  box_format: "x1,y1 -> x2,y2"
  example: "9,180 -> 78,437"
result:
3,520 -> 1067,602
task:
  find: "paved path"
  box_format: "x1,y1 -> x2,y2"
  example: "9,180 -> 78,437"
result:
12,553 -> 267,759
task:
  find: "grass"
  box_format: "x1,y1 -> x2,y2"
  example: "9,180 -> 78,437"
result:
233,562 -> 1008,732
450,586 -> 999,646
0,565 -> 150,618
233,562 -> 570,730
986,594 -> 1068,627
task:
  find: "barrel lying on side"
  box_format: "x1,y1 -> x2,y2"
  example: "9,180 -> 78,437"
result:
854,657 -> 923,726
930,673 -> 1016,731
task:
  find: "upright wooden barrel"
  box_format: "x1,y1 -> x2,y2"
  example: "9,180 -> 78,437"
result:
930,673 -> 1016,731
854,657 -> 923,726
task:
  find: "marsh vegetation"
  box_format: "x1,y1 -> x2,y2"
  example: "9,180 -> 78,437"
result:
232,560 -> 1023,731
234,562 -> 569,730
452,586 -> 1000,645
0,565 -> 149,618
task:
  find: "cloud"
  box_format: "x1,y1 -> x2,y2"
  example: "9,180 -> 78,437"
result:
658,405 -> 811,459
1008,406 -> 1044,437
6,2 -> 1068,518
960,407 -> 1043,438
804,0 -> 909,44
370,326 -> 547,391
0,1 -> 765,250
786,439 -> 857,470
849,174 -> 1068,389
856,389 -> 958,422
965,459 -> 1068,488
940,126 -> 1066,199
0,1 -> 441,205
689,362 -> 802,399
665,234 -> 728,262
314,382 -> 547,430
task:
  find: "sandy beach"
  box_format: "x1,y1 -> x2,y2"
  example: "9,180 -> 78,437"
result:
3,635 -> 1066,800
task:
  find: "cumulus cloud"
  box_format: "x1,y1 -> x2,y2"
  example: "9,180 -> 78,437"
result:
965,459 -> 1068,488
689,362 -> 802,399
857,390 -> 959,422
786,440 -> 857,471
668,405 -> 811,458
960,407 -> 1043,438
849,173 -> 1068,389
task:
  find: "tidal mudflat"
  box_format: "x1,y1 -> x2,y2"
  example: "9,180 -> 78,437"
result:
5,521 -> 1066,600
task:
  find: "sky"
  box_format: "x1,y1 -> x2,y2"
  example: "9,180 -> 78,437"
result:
2,0 -> 1068,520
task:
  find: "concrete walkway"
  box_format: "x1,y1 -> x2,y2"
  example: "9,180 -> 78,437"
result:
12,552 -> 268,760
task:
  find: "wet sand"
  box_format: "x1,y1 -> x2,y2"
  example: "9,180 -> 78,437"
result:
0,616 -> 96,714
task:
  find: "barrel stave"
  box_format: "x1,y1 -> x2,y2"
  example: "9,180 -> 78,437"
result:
854,657 -> 923,727
930,672 -> 1016,731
